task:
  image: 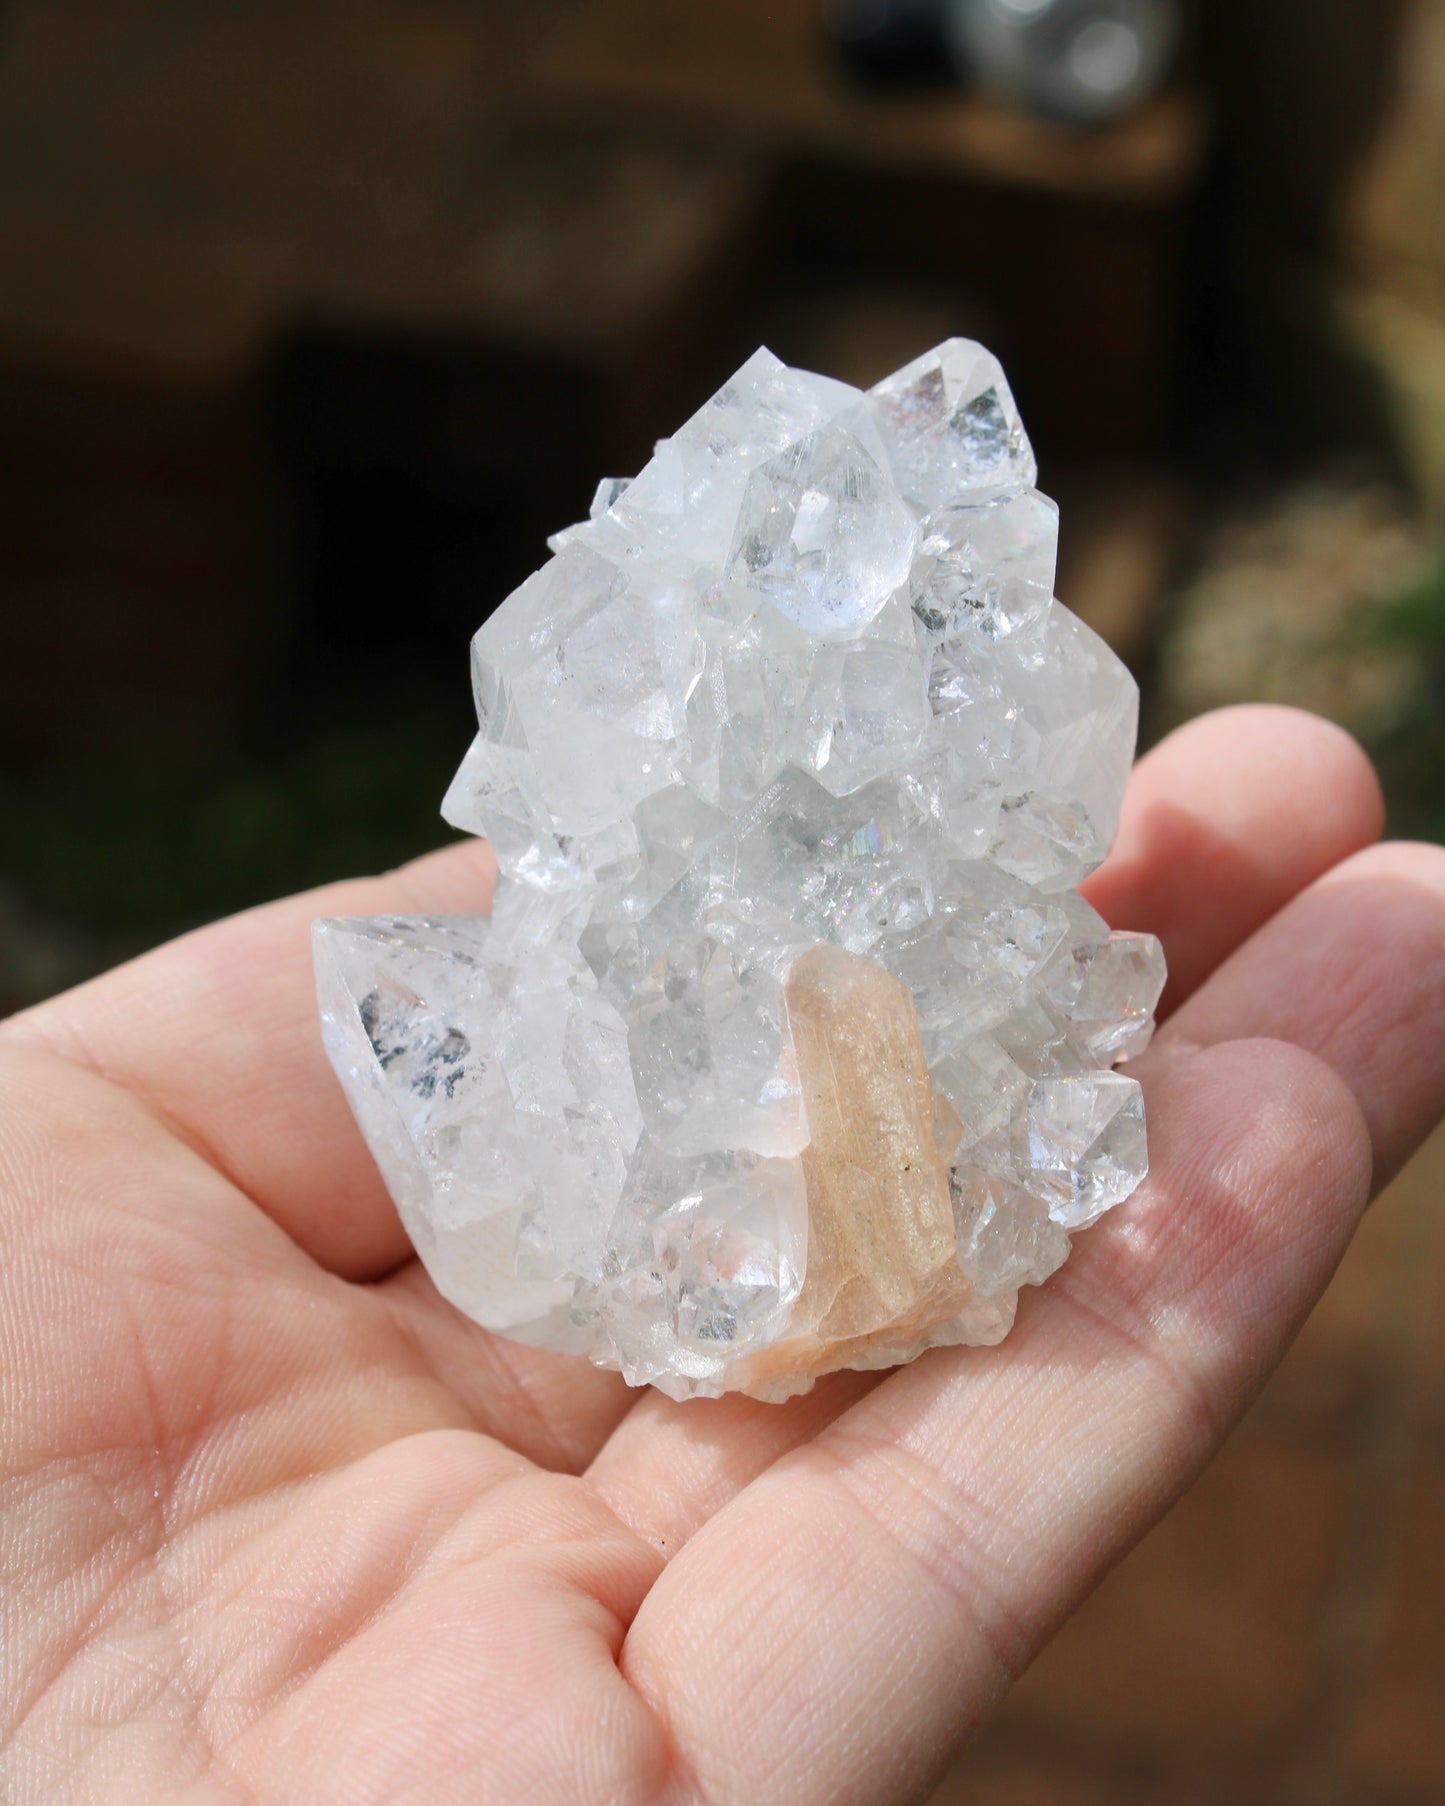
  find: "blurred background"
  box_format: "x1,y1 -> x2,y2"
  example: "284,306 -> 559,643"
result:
0,2 -> 1441,1799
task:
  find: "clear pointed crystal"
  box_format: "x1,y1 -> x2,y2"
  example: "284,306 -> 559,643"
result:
1058,930 -> 1168,1063
593,1139 -> 808,1396
728,421 -> 918,638
868,337 -> 1037,514
1025,1071 -> 1148,1229
911,487 -> 1058,643
952,1170 -> 1069,1297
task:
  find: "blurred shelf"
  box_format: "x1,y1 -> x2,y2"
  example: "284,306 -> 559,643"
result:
533,0 -> 1208,206
0,144 -> 767,390
0,1 -> 766,379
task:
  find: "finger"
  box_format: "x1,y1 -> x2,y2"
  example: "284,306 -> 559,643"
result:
4,839 -> 496,1278
1083,704 -> 1383,1013
379,1262 -> 637,1475
620,1037 -> 1376,1806
0,1042 -> 480,1491
585,1371 -> 878,1557
1159,839 -> 1445,1187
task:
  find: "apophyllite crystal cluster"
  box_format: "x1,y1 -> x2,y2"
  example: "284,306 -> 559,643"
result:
315,340 -> 1165,1400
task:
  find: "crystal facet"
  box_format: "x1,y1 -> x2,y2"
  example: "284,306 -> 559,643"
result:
316,339 -> 1164,1400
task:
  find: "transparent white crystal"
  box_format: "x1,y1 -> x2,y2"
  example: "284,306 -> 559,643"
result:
910,487 -> 1058,644
591,1139 -> 808,1397
715,768 -> 935,954
467,543 -> 701,841
1024,1071 -> 1148,1229
317,339 -> 1163,1400
953,1171 -> 1069,1297
868,337 -> 1037,514
314,915 -> 639,1349
794,637 -> 932,796
626,932 -> 806,1158
728,421 -> 918,638
1051,928 -> 1168,1063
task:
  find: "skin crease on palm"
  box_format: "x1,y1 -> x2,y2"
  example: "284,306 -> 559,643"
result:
2,706 -> 1445,1805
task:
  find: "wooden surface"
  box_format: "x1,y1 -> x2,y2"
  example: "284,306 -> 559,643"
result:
928,1121 -> 1445,1806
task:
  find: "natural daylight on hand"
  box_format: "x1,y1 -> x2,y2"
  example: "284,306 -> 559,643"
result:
3,350 -> 1444,1802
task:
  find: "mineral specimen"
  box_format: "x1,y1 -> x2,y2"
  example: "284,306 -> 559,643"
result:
315,340 -> 1165,1400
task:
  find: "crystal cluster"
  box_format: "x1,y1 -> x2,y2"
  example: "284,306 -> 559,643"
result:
315,340 -> 1165,1401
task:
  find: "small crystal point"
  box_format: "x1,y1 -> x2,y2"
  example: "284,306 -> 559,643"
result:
1025,1070 -> 1148,1229
593,1139 -> 808,1397
728,421 -> 918,638
868,337 -> 1037,513
317,338 -> 1162,1399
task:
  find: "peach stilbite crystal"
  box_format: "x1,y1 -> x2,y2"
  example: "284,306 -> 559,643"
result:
731,946 -> 977,1399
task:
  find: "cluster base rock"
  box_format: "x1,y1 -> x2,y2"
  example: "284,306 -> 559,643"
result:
315,340 -> 1165,1400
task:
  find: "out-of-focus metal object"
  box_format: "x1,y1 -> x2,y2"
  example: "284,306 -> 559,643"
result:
946,0 -> 1184,123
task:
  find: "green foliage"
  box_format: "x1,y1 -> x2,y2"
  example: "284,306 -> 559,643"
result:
1354,556 -> 1445,845
0,687 -> 468,952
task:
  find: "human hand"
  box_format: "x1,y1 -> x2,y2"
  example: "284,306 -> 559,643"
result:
4,704 -> 1443,1805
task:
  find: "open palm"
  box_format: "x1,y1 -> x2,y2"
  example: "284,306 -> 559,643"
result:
4,705 -> 1444,1805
